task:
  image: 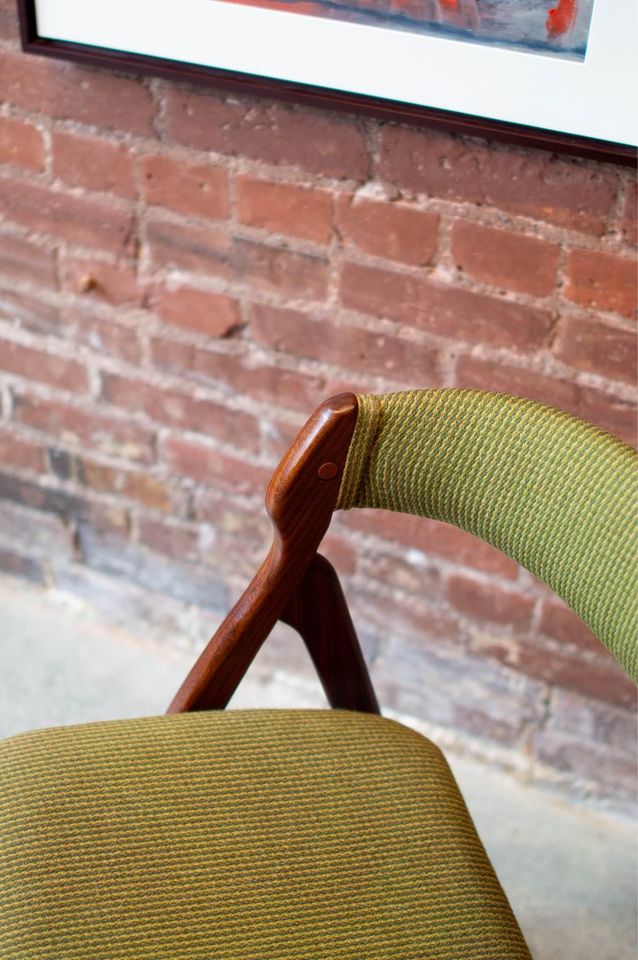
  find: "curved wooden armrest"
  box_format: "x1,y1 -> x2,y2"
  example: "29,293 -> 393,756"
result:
167,393 -> 377,714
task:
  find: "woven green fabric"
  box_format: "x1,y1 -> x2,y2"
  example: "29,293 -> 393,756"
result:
337,390 -> 637,679
0,710 -> 530,960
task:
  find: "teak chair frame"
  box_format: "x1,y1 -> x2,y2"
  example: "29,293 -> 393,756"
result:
168,392 -> 380,716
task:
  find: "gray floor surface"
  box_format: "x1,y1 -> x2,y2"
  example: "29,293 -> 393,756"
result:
0,573 -> 636,960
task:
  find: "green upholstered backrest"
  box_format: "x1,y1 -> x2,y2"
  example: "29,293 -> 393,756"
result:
336,390 -> 637,680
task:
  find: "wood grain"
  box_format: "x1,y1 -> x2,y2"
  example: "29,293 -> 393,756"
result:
167,393 -> 371,713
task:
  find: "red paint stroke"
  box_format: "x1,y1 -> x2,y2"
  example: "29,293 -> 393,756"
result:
546,0 -> 578,37
439,0 -> 458,8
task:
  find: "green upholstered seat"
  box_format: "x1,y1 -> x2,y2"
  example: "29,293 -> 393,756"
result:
0,709 -> 531,959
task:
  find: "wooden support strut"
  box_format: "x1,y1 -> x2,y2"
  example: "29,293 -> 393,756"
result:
167,393 -> 380,715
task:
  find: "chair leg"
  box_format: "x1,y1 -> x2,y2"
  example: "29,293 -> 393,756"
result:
282,553 -> 380,714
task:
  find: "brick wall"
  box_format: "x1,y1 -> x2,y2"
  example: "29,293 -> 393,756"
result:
0,3 -> 636,811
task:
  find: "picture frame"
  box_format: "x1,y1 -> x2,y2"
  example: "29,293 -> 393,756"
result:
17,0 -> 638,165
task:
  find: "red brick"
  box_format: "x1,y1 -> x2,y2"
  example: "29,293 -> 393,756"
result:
505,639 -> 636,709
320,534 -> 357,577
447,574 -> 534,628
360,550 -> 440,597
340,261 -> 552,351
0,116 -> 45,172
137,517 -> 200,559
80,459 -> 172,512
163,437 -> 270,495
140,154 -> 229,221
0,287 -> 61,334
0,341 -> 88,393
0,233 -> 57,286
164,88 -> 369,180
456,355 -> 579,411
336,196 -> 439,266
67,307 -> 142,365
52,130 -> 136,198
236,176 -> 333,244
61,255 -> 144,307
0,53 -> 155,136
250,302 -> 440,384
12,393 -> 156,464
548,689 -> 637,750
620,180 -> 637,246
0,547 -> 45,584
229,239 -> 329,300
342,510 -> 519,580
0,175 -> 133,253
565,249 -> 637,318
554,317 -> 637,385
539,600 -> 601,655
0,430 -> 46,473
151,284 -> 241,337
451,220 -> 559,296
150,337 -> 330,412
577,388 -> 636,446
101,373 -> 260,449
0,0 -> 18,41
144,218 -> 230,277
379,126 -> 617,235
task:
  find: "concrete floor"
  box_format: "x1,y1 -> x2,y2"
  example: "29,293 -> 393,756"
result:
0,573 -> 636,960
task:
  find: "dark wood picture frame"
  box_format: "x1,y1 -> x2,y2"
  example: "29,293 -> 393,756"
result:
17,0 -> 636,169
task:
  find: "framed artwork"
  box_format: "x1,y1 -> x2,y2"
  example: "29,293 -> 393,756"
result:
18,0 -> 637,164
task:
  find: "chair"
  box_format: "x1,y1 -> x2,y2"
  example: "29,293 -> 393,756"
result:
1,389 -> 635,959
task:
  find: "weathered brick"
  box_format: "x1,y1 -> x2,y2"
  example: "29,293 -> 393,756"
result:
102,373 -> 260,449
0,115 -> 45,172
0,53 -> 156,136
79,459 -> 172,512
60,255 -> 144,307
0,287 -> 61,334
12,393 -> 156,463
0,340 -> 88,392
342,510 -> 519,579
565,249 -> 637,318
140,154 -> 229,221
150,338 -> 330,412
379,126 -> 617,235
137,516 -> 200,560
76,523 -> 228,611
533,729 -> 637,795
163,437 -> 270,495
474,633 -> 637,709
250,302 -> 440,384
236,176 -> 333,244
0,497 -> 74,557
548,688 -> 636,752
0,470 -> 89,521
447,574 -> 534,628
164,88 -> 369,180
0,233 -> 57,287
577,388 -> 636,446
620,180 -> 637,246
336,196 -> 439,266
540,600 -> 611,655
555,317 -> 637,385
66,307 -> 142,365
0,175 -> 133,253
451,220 -> 559,296
0,430 -> 46,473
151,284 -> 241,337
230,239 -> 329,300
456,355 -> 579,410
144,217 -> 230,277
52,130 -> 136,199
340,261 -> 552,351
0,547 -> 45,584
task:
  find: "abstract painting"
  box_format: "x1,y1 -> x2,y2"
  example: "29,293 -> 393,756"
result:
221,0 -> 595,61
